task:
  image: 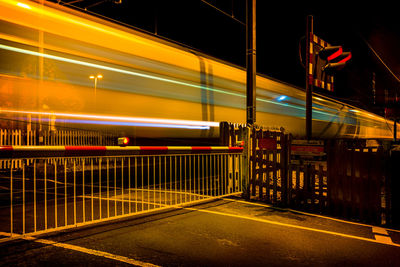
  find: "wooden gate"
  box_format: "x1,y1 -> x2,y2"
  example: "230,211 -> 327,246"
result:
219,122 -> 290,206
249,127 -> 290,205
220,122 -> 391,226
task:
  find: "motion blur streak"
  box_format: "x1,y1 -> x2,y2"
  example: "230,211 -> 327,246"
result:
16,2 -> 30,9
35,119 -> 211,129
0,43 -> 309,111
0,0 -> 397,140
0,109 -> 217,128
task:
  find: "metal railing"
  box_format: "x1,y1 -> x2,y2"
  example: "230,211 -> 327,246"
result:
0,146 -> 243,237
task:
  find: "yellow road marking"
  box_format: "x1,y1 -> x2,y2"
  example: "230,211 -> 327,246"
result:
223,197 -> 400,233
20,235 -> 160,267
372,227 -> 394,244
374,235 -> 394,245
372,227 -> 388,235
0,232 -> 160,265
186,207 -> 400,248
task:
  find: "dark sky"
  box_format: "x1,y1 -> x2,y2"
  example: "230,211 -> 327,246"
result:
54,0 -> 400,114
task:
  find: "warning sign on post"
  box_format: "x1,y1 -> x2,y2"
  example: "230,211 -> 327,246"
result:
258,138 -> 277,150
291,140 -> 325,164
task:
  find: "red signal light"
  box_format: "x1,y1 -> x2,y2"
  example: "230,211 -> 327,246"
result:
327,46 -> 343,61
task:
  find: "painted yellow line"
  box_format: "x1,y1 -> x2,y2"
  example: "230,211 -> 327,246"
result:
186,207 -> 400,248
222,198 -> 372,226
22,236 -> 160,267
374,235 -> 394,245
373,227 -> 389,236
222,197 -> 400,233
372,227 -> 394,245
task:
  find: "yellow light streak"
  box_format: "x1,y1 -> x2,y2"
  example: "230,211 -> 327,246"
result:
0,109 -> 220,127
0,43 -> 244,99
1,0 -> 244,84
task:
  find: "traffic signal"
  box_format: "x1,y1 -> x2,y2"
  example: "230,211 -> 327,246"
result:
309,33 -> 352,92
318,45 -> 351,73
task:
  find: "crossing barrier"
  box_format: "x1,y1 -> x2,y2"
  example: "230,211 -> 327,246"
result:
0,145 -> 242,237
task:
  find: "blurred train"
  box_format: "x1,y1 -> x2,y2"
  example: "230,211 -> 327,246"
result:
0,0 -> 397,144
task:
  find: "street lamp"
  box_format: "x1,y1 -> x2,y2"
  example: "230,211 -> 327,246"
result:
89,74 -> 102,99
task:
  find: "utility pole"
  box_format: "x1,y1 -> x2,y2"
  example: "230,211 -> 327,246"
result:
305,15 -> 313,140
243,0 -> 256,199
246,0 -> 256,125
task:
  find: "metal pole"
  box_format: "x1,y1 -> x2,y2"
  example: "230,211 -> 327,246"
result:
306,15 -> 313,140
246,0 -> 256,125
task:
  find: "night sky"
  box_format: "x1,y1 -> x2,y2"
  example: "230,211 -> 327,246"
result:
53,0 -> 400,115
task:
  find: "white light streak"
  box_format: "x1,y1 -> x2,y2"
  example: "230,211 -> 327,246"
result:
0,109 -> 219,127
16,2 -> 30,9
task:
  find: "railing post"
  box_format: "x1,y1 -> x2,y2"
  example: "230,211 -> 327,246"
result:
281,134 -> 290,207
242,126 -> 251,199
219,121 -> 229,146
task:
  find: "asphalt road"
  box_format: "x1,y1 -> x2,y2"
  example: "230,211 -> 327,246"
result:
1,197 -> 400,266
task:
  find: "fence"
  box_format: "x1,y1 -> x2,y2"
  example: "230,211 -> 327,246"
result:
0,146 -> 243,237
0,122 -> 395,237
0,128 -> 116,147
220,122 -> 290,205
220,122 -> 391,226
326,141 -> 389,225
0,128 -> 116,170
288,163 -> 328,212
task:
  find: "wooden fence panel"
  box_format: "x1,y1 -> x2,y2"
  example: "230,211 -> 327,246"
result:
326,142 -> 388,225
221,122 -> 391,226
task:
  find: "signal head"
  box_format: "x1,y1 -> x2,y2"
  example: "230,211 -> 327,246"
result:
318,46 -> 343,61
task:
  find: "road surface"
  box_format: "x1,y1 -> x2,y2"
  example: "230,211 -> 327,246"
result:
1,197 -> 400,266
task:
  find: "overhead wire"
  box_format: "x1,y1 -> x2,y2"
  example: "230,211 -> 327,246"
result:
84,0 -> 107,10
200,0 -> 245,26
358,33 -> 400,84
357,33 -> 400,133
60,0 -> 86,6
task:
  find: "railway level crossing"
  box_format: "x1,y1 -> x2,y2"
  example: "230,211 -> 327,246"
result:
0,121 -> 399,239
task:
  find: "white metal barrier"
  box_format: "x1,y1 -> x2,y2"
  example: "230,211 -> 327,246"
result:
0,147 -> 243,237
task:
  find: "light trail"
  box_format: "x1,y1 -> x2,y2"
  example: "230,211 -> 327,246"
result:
0,44 -> 310,112
0,43 -> 244,98
0,43 -> 368,123
0,109 -> 217,129
16,2 -> 30,9
30,118 -> 210,129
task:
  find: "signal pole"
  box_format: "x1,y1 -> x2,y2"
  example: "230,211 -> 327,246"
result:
246,0 -> 256,125
305,15 -> 313,140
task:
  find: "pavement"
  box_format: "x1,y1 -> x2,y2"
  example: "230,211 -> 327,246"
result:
1,196 -> 400,266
